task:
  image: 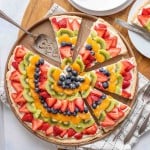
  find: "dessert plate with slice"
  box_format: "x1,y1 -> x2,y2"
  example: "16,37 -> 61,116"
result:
128,0 -> 150,58
5,12 -> 138,146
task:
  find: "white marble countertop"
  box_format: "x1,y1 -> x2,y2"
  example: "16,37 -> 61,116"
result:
0,0 -> 149,150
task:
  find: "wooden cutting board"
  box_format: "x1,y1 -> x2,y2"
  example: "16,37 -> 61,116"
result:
19,0 -> 150,80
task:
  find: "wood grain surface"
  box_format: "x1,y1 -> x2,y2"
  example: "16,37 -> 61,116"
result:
18,0 -> 150,80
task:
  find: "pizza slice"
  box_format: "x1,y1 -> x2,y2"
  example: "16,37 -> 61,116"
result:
85,89 -> 130,132
79,18 -> 127,68
49,15 -> 82,65
94,57 -> 137,99
132,1 -> 150,31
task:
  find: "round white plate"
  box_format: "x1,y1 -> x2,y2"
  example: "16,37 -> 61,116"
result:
69,0 -> 134,16
128,0 -> 150,58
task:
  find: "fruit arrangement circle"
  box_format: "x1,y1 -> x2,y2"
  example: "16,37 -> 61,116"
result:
5,13 -> 137,146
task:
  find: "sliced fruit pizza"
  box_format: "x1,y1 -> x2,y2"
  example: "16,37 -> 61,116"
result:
132,1 -> 150,31
79,18 -> 127,68
94,57 -> 137,99
50,15 -> 82,64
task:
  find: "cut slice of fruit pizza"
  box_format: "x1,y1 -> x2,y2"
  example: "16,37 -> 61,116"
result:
94,57 -> 137,99
132,1 -> 150,31
79,18 -> 127,68
49,15 -> 82,65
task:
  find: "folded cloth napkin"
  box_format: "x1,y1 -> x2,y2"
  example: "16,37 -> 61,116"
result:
0,3 -> 150,150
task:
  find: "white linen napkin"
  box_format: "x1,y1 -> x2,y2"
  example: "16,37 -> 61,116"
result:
0,3 -> 150,150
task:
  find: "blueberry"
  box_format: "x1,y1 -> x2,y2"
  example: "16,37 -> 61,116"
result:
54,109 -> 58,114
35,83 -> 39,88
47,107 -> 51,113
67,111 -> 71,116
66,79 -> 71,85
75,82 -> 80,88
75,107 -> 79,113
99,68 -> 105,72
72,70 -> 78,76
35,87 -> 40,93
75,77 -> 79,82
40,98 -> 45,104
66,67 -> 72,72
103,70 -> 110,76
35,67 -> 40,73
71,46 -> 75,51
102,82 -> 109,89
92,103 -> 97,109
34,72 -> 39,79
71,76 -> 76,81
59,75 -> 65,81
61,42 -> 72,47
70,83 -> 76,89
62,82 -> 66,89
101,94 -> 106,99
59,110 -> 62,114
34,79 -> 39,84
35,61 -> 40,67
63,111 -> 67,115
66,74 -> 71,79
85,44 -> 92,50
73,111 -> 77,116
51,108 -> 55,114
43,102 -> 48,108
79,78 -> 85,83
96,100 -> 101,105
39,96 -> 43,100
90,51 -> 95,56
39,58 -> 44,65
84,107 -> 89,113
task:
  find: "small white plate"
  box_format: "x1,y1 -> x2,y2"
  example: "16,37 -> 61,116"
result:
69,0 -> 134,16
128,0 -> 150,58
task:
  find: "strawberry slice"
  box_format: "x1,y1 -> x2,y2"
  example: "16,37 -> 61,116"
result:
19,103 -> 29,113
96,72 -> 108,82
38,122 -> 50,131
75,98 -> 84,112
103,30 -> 110,39
14,92 -> 26,104
53,126 -> 63,136
15,46 -> 26,59
11,93 -> 17,100
39,81 -> 46,91
108,48 -> 121,57
12,61 -> 19,70
67,128 -> 76,137
59,46 -> 72,59
94,23 -> 107,30
32,119 -> 43,131
91,89 -> 103,97
118,110 -> 124,118
105,39 -> 113,49
122,72 -> 132,81
10,71 -> 20,82
11,81 -> 23,93
22,113 -> 33,122
67,19 -> 73,30
53,100 -> 62,110
107,112 -> 120,120
74,133 -> 83,139
58,18 -> 67,28
122,80 -> 130,89
51,18 -> 59,30
82,50 -> 91,62
101,116 -> 115,127
96,29 -> 106,37
40,64 -> 49,75
122,60 -> 134,72
83,125 -> 97,135
60,130 -> 67,138
142,8 -> 150,15
119,104 -> 128,111
39,91 -> 50,99
71,19 -> 80,31
111,36 -> 118,48
68,101 -> 75,113
46,126 -> 53,136
87,96 -> 93,106
138,15 -> 150,26
61,100 -> 69,112
122,90 -> 131,98
46,97 -> 57,108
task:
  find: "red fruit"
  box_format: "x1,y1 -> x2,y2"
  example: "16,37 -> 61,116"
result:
82,50 -> 91,62
59,46 -> 72,59
11,93 -> 17,100
71,19 -> 80,31
119,104 -> 127,110
61,100 -> 69,112
46,97 -> 57,108
96,29 -> 106,37
67,128 -> 76,137
19,103 -> 29,113
138,15 -> 150,26
38,122 -> 50,131
122,72 -> 132,81
96,72 -> 108,82
12,61 -> 19,70
11,81 -> 23,92
15,57 -> 23,63
46,126 -> 53,136
10,71 -> 20,82
74,133 -> 83,139
103,30 -> 110,39
58,18 -> 67,28
32,119 -> 43,131
22,113 -> 33,122
122,80 -> 130,89
53,126 -> 63,136
91,95 -> 99,102
40,91 -> 50,99
39,81 -> 46,90
122,90 -> 131,98
15,46 -> 26,58
94,23 -> 107,30
68,101 -> 75,113
142,8 -> 150,15
51,18 -> 59,30
105,39 -> 113,49
40,64 -> 49,74
53,100 -> 62,110
118,110 -> 124,118
108,48 -> 121,57
39,75 -> 47,82
91,89 -> 103,97
67,19 -> 73,30
111,36 -> 118,48
60,130 -> 67,138
122,61 -> 134,72
107,112 -> 120,120
75,98 -> 84,112
87,96 -> 93,106
84,125 -> 97,135
101,116 -> 115,127
14,92 -> 26,104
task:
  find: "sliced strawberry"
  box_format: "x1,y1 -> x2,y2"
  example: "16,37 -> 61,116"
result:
39,81 -> 46,90
91,89 -> 103,97
119,104 -> 128,111
67,128 -> 76,137
51,18 -> 59,30
40,64 -> 49,75
67,19 -> 73,30
71,19 -> 80,31
53,100 -> 62,110
118,110 -> 124,118
11,93 -> 17,100
87,96 -> 93,106
11,81 -> 23,93
61,100 -> 69,112
103,30 -> 110,39
39,91 -> 50,99
15,46 -> 26,59
53,126 -> 63,136
38,122 -> 50,131
94,23 -> 107,30
46,126 -> 53,136
14,92 -> 26,104
22,113 -> 33,122
96,72 -> 108,82
138,15 -> 150,26
82,50 -> 91,62
46,97 -> 57,108
108,48 -> 121,57
32,119 -> 43,131
142,8 -> 150,15
58,18 -> 67,28
122,72 -> 132,81
12,61 -> 19,70
111,36 -> 118,48
122,61 -> 134,72
95,82 -> 104,90
105,39 -> 113,49
68,101 -> 75,113
91,95 -> 99,102
19,103 -> 29,113
59,46 -> 72,59
10,71 -> 20,82
96,29 -> 106,37
122,80 -> 130,89
74,133 -> 83,139
107,112 -> 120,120
75,98 -> 84,112
60,130 -> 67,138
39,75 -> 47,82
122,90 -> 131,98
83,125 -> 97,135
101,116 -> 115,127
15,57 -> 23,63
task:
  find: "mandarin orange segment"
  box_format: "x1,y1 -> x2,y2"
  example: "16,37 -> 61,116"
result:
95,52 -> 105,63
28,79 -> 35,89
98,98 -> 111,110
86,37 -> 93,45
70,116 -> 81,124
30,55 -> 40,65
80,77 -> 90,91
71,63 -> 81,73
64,89 -> 74,95
92,40 -> 100,52
52,69 -> 62,81
53,83 -> 63,93
26,65 -> 35,78
79,113 -> 91,120
58,34 -> 71,43
71,37 -> 77,45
